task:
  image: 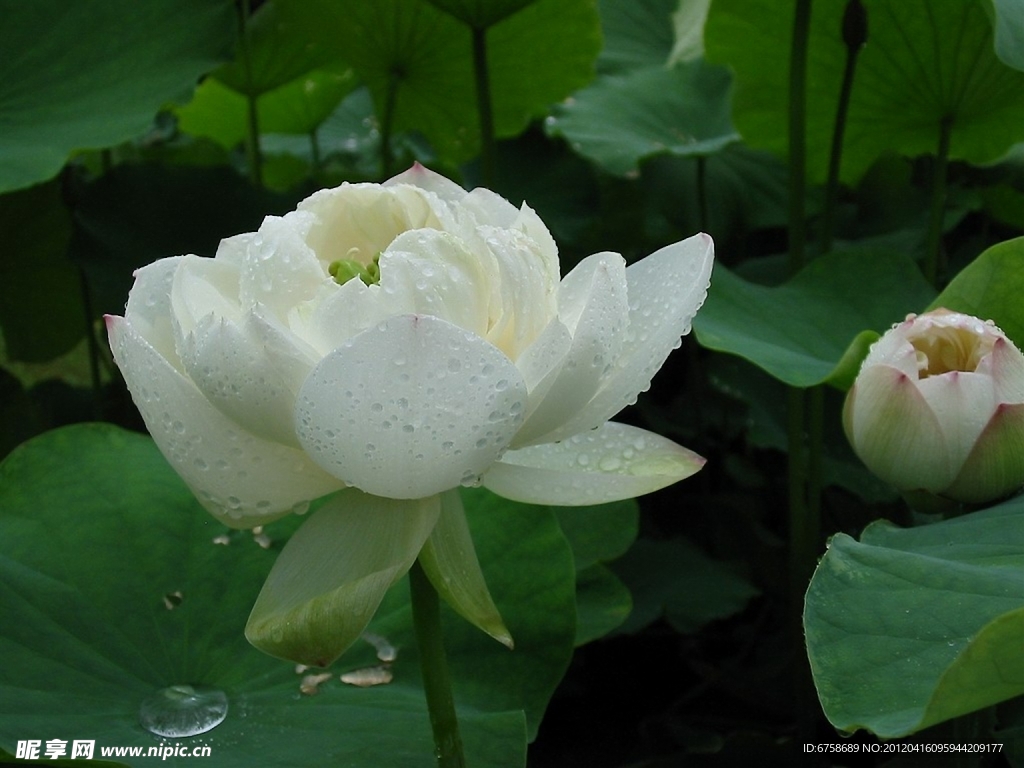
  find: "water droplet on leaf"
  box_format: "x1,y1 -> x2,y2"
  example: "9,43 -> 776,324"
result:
138,685 -> 228,738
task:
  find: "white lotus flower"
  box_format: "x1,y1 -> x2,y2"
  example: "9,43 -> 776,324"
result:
844,308 -> 1024,506
106,164 -> 713,665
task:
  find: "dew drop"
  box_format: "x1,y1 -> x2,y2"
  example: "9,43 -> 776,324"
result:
172,420 -> 186,435
138,685 -> 228,738
599,456 -> 622,471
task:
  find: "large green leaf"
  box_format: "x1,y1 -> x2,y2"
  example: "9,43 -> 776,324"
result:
0,0 -> 234,194
277,0 -> 600,165
0,182 -> 82,363
547,59 -> 738,177
0,424 -> 578,766
804,497 -> 1024,738
693,248 -> 937,388
930,236 -> 1024,346
705,0 -> 1024,184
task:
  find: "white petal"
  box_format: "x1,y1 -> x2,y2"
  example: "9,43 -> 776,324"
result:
378,229 -> 490,337
107,316 -> 341,527
917,371 -> 997,474
298,182 -> 447,265
171,253 -> 243,338
123,256 -> 187,368
241,211 -> 327,318
543,233 -> 714,438
513,252 -> 630,446
384,163 -> 468,205
513,317 -> 573,401
175,310 -> 311,447
295,314 -> 527,499
246,490 -> 440,666
483,422 -> 705,506
477,224 -> 560,359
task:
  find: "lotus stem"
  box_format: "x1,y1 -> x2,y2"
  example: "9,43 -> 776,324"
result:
821,0 -> 866,253
924,116 -> 953,286
237,0 -> 262,188
471,25 -> 496,187
380,70 -> 401,179
410,559 -> 466,768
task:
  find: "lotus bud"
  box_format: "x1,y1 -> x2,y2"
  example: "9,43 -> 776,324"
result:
843,309 -> 1024,506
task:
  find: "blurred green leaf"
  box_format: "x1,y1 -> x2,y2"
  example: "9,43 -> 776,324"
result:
596,0 -> 678,75
212,0 -> 335,97
0,0 -> 234,194
612,537 -> 758,635
554,500 -> 638,645
71,165 -> 297,318
0,424 -> 578,765
805,497 -> 1024,738
573,565 -> 633,646
930,236 -> 1024,346
177,66 -> 356,150
0,182 -> 81,362
693,249 -> 937,388
992,0 -> 1024,73
278,0 -> 600,165
547,59 -> 737,177
705,0 -> 1024,184
425,0 -> 537,29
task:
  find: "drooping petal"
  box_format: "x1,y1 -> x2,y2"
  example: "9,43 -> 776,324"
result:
513,251 -> 630,447
418,490 -> 512,648
245,490 -> 441,667
107,316 -> 340,527
482,422 -> 705,506
295,314 -> 528,499
843,365 -> 954,493
946,403 -> 1024,503
540,233 -> 714,439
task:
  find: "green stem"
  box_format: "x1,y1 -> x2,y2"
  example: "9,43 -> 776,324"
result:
410,559 -> 466,768
380,70 -> 401,179
924,115 -> 953,286
787,0 -> 812,274
820,0 -> 866,252
237,0 -> 262,188
471,25 -> 496,187
78,267 -> 103,419
785,0 -> 817,749
696,154 -> 709,233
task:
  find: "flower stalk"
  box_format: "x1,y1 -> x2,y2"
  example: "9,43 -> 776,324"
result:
471,25 -> 496,187
410,559 -> 466,768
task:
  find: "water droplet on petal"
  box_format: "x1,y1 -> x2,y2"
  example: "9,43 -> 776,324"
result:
138,685 -> 228,738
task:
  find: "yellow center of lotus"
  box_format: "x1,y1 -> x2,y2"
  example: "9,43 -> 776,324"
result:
911,326 -> 993,377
